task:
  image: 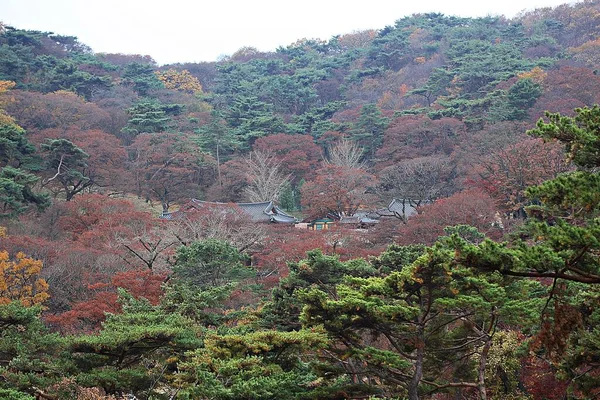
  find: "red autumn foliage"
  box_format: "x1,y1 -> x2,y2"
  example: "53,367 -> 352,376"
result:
376,115 -> 466,169
128,132 -> 216,212
521,355 -> 569,400
205,157 -> 249,202
45,269 -> 166,334
529,66 -> 600,122
57,194 -> 155,249
394,189 -> 502,246
254,225 -> 382,289
32,128 -> 130,193
253,134 -> 322,182
467,138 -> 571,216
301,164 -> 376,219
253,226 -> 331,285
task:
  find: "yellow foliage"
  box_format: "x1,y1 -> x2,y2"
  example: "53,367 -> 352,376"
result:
517,67 -> 547,84
155,69 -> 203,94
0,80 -> 16,95
0,226 -> 6,238
52,89 -> 83,99
0,80 -> 17,126
0,250 -> 50,307
338,30 -> 377,49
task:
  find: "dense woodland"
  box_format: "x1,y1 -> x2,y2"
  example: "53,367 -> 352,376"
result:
2,1 -> 600,398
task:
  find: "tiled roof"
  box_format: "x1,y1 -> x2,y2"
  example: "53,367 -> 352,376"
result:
339,214 -> 379,225
237,202 -> 275,222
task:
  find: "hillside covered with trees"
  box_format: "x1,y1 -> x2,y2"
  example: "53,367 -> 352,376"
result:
2,1 -> 600,398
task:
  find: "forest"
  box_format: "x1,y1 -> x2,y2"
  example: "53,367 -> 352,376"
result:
1,1 -> 600,398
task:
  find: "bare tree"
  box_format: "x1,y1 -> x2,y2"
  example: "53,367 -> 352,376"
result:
326,138 -> 366,169
116,224 -> 176,273
167,205 -> 266,254
378,155 -> 459,210
244,150 -> 290,202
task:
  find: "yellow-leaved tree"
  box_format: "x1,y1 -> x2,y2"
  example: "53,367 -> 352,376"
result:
0,80 -> 17,126
0,250 -> 50,307
155,69 -> 203,94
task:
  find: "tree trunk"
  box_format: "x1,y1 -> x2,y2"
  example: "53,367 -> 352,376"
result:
408,326 -> 425,400
477,337 -> 492,400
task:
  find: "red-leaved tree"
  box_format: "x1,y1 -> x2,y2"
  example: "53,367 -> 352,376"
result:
45,269 -> 166,333
301,164 -> 376,219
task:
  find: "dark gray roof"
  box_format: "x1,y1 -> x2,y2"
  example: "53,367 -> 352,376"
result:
339,214 -> 379,225
236,201 -> 276,222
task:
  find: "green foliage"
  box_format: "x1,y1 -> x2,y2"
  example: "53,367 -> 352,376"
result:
366,25 -> 411,71
408,68 -> 453,107
296,240 -> 545,398
262,250 -> 377,331
69,291 -> 200,395
529,105 -> 600,168
443,224 -> 486,244
173,238 -> 253,289
225,95 -> 286,145
258,73 -> 318,114
176,328 -> 330,400
351,103 -> 388,158
161,282 -> 238,326
0,123 -> 36,169
278,180 -> 299,211
0,123 -> 49,217
507,78 -> 543,115
487,78 -> 543,122
292,101 -> 347,137
0,389 -> 35,400
370,243 -> 425,274
0,302 -> 66,395
43,59 -> 112,100
0,44 -> 35,83
40,138 -> 91,200
121,62 -> 163,96
0,27 -> 97,92
121,99 -> 183,138
0,166 -> 50,217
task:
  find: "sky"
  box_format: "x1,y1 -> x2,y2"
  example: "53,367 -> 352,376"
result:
2,0 -> 580,65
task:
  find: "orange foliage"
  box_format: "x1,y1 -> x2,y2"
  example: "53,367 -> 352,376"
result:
0,250 -> 50,307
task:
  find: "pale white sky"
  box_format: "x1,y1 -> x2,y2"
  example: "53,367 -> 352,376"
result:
2,0 -> 579,65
